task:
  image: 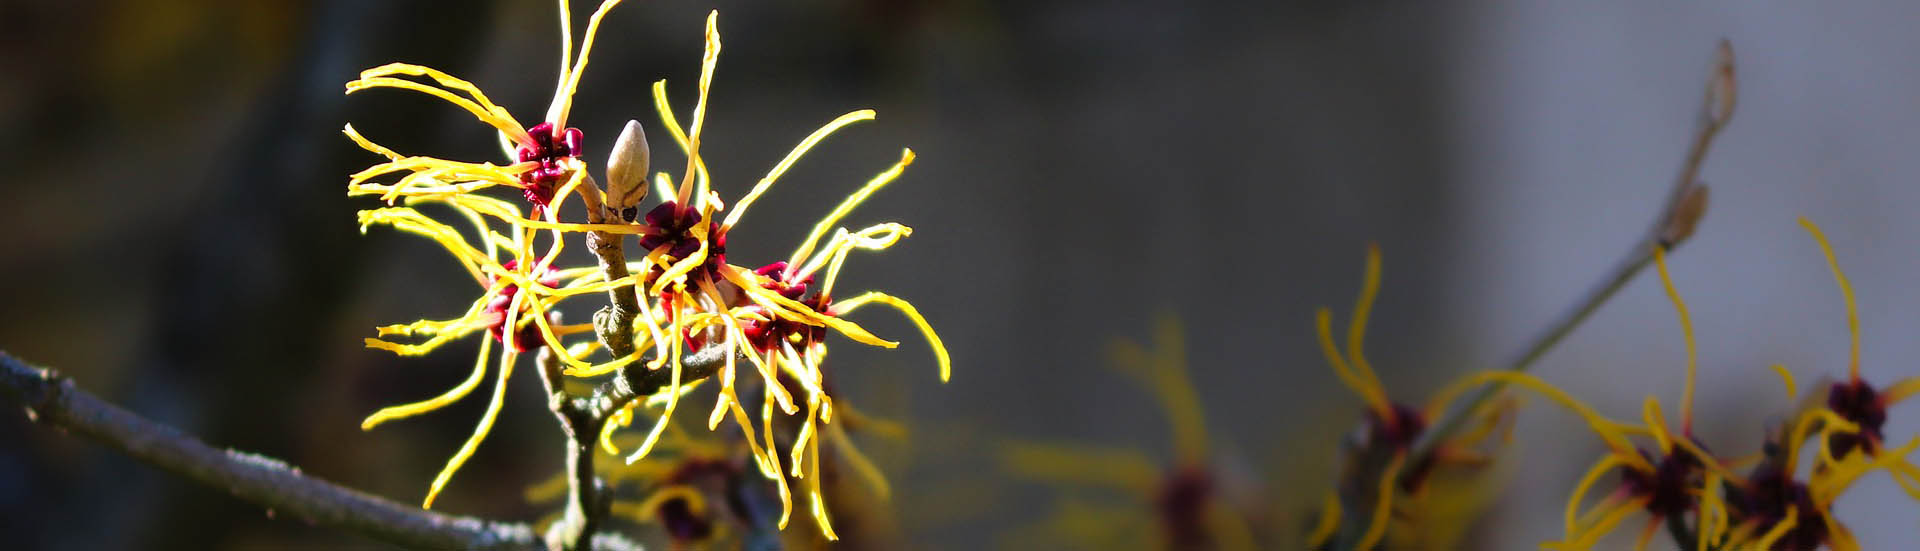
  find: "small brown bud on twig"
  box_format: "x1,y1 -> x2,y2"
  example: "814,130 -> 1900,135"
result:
605,120 -> 650,222
1706,39 -> 1737,128
1660,184 -> 1709,248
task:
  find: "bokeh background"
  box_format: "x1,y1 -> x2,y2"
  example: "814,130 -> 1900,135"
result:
4,1 -> 1918,549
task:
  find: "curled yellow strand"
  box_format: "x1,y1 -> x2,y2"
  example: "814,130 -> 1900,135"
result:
1883,376 -> 1920,407
546,0 -> 625,129
346,63 -> 528,143
726,109 -> 877,229
1564,454 -> 1629,539
1355,453 -> 1405,551
362,338 -> 494,430
1306,491 -> 1341,548
1427,371 -> 1651,471
1770,364 -> 1799,400
788,149 -> 917,268
1652,247 -> 1698,431
1799,217 -> 1862,382
1345,244 -> 1389,407
1752,506 -> 1798,550
422,343 -> 519,509
830,291 -> 951,383
1316,308 -> 1393,423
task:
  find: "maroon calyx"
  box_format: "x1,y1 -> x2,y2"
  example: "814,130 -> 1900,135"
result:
638,201 -> 728,285
484,259 -> 561,352
515,122 -> 584,211
739,263 -> 826,355
1732,463 -> 1828,551
1621,446 -> 1703,519
656,497 -> 714,543
653,458 -> 740,545
1367,403 -> 1427,450
1366,403 -> 1439,492
1154,465 -> 1215,550
1826,379 -> 1887,458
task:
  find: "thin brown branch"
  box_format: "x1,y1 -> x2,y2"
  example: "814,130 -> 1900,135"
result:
575,344 -> 735,424
1327,40 -> 1738,551
577,173 -> 643,360
0,351 -> 539,550
540,344 -> 737,549
537,348 -> 608,551
1411,39 -> 1735,458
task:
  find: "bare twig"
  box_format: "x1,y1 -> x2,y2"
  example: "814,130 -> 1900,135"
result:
1411,39 -> 1735,459
1,346 -> 736,549
538,348 -> 610,551
575,345 -> 735,424
1326,40 -> 1737,551
0,351 -> 538,550
577,174 -> 643,360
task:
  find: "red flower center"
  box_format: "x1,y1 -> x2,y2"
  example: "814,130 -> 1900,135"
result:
484,259 -> 561,352
1622,446 -> 1704,519
638,201 -> 728,284
1826,379 -> 1887,457
515,122 -> 584,210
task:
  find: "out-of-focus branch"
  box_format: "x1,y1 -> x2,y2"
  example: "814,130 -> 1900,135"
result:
1326,40 -> 1737,551
0,351 -> 539,550
1412,39 -> 1735,460
536,343 -> 736,550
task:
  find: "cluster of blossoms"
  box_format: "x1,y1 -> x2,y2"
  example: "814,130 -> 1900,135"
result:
996,232 -> 1914,551
1309,221 -> 1919,551
341,1 -> 948,541
1489,220 -> 1920,551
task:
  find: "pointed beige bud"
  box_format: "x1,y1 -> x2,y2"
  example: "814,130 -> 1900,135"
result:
605,120 -> 650,222
1706,40 -> 1736,127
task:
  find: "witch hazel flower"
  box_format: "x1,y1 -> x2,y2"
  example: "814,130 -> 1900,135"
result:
353,192 -> 615,508
1308,245 -> 1515,551
1794,218 -> 1920,464
343,0 -> 627,216
339,0 -> 664,510
1528,247 -> 1742,551
999,315 -> 1256,550
529,11 -> 950,540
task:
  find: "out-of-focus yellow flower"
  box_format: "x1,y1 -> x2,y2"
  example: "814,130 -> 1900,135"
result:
1416,247 -> 1742,551
1307,245 -> 1513,551
530,414 -> 748,547
1539,247 -> 1738,551
1794,218 -> 1920,466
1000,315 -> 1257,551
1697,217 -> 1920,551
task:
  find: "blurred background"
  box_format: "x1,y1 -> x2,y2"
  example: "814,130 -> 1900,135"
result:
3,1 -> 1918,549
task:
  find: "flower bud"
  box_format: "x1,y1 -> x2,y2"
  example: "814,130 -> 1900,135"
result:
1706,39 -> 1736,128
605,120 -> 650,222
1660,184 -> 1709,248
